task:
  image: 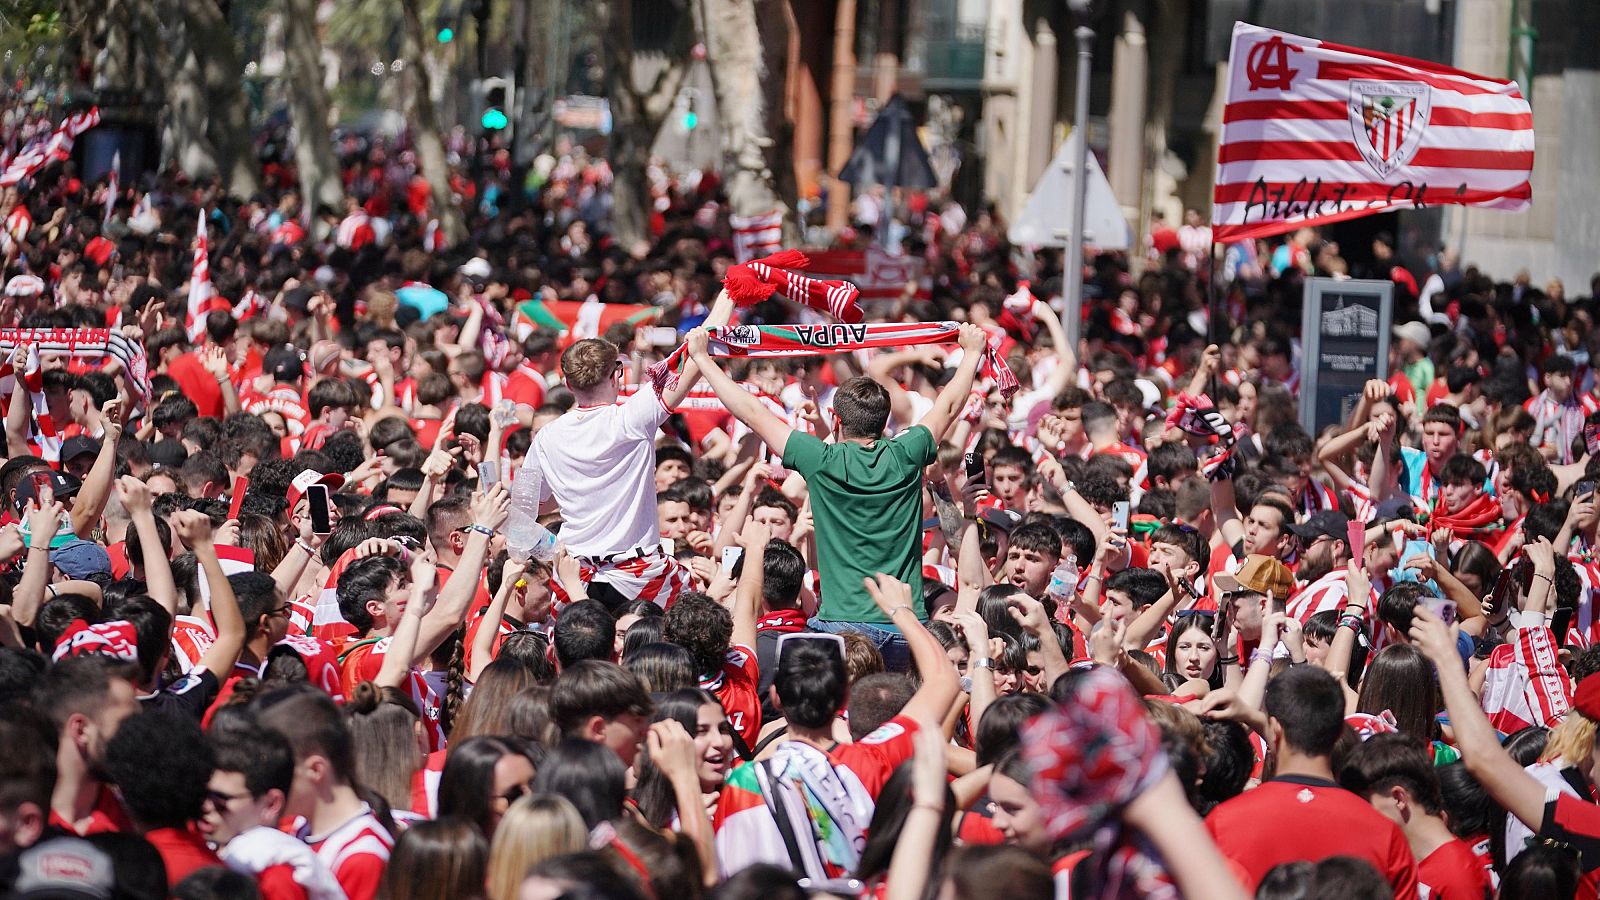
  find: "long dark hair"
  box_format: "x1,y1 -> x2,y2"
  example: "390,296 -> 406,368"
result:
854,760 -> 954,890
436,736 -> 537,837
634,689 -> 724,829
1162,613 -> 1222,691
531,739 -> 626,830
1356,644 -> 1441,743
376,816 -> 488,900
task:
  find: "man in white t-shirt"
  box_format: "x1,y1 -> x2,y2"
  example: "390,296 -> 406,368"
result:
532,295 -> 729,611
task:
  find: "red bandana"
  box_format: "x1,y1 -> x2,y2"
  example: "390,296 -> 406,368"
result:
756,608 -> 809,634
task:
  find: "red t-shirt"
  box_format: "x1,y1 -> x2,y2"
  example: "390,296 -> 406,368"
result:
258,863 -> 311,900
703,644 -> 761,748
167,351 -> 225,419
306,807 -> 393,900
829,714 -> 920,799
48,784 -> 134,836
1417,838 -> 1492,900
145,826 -> 223,888
505,367 -> 547,408
1205,777 -> 1419,897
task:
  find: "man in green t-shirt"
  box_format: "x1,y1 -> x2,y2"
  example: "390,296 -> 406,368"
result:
685,324 -> 987,670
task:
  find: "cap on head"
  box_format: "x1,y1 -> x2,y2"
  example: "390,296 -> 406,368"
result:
1214,554 -> 1295,599
286,469 -> 345,511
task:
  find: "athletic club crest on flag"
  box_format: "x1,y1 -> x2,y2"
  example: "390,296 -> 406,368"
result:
1350,81 -> 1430,177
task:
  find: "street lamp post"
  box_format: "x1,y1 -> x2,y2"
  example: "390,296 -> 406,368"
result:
1063,22 -> 1094,352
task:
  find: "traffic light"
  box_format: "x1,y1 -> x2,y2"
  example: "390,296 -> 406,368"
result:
435,5 -> 459,43
479,78 -> 512,133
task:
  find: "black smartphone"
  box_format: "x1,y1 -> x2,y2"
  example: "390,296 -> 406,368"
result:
1552,607 -> 1575,645
1578,480 -> 1596,499
964,450 -> 985,483
307,483 -> 332,535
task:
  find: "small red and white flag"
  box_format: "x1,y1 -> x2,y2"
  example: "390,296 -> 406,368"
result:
103,151 -> 119,225
186,208 -> 212,342
1213,23 -> 1533,241
730,210 -> 783,263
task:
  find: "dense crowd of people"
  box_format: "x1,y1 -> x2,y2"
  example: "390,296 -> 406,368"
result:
1,107 -> 1600,900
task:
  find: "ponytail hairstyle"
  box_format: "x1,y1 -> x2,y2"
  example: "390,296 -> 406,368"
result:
342,680 -> 422,814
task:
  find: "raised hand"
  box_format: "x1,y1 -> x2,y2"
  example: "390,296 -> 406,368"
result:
647,720 -> 700,781
171,509 -> 215,547
114,475 -> 153,515
470,482 -> 512,532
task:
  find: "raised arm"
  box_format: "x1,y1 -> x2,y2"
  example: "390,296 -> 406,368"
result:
416,483 -> 510,660
70,401 -> 123,539
5,348 -> 30,459
467,555 -> 523,684
380,550 -> 439,688
200,346 -> 241,416
178,511 -> 246,676
1410,606 -> 1548,833
863,574 -> 961,724
729,521 -> 769,654
1030,301 -> 1078,397
115,476 -> 179,615
915,324 -> 988,442
12,498 -> 65,629
659,290 -> 735,410
686,329 -> 795,456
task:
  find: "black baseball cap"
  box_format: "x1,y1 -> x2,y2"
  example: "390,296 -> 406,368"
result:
1287,509 -> 1351,543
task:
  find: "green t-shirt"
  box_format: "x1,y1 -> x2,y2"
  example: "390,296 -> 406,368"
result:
782,425 -> 937,624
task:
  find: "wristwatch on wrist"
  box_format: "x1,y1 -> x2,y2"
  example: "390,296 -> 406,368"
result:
971,657 -> 995,670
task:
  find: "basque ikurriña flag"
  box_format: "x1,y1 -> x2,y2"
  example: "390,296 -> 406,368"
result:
1213,23 -> 1533,241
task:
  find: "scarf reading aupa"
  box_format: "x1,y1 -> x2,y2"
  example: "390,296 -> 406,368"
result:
649,321 -> 1019,399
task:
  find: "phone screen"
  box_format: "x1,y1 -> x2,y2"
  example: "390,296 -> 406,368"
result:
307,484 -> 332,535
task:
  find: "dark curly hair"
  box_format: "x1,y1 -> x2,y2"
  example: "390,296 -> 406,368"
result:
105,711 -> 215,829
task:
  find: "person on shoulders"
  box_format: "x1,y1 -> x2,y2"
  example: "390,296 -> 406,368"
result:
686,324 -> 988,671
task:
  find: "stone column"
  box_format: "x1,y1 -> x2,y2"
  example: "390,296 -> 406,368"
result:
1107,4 -> 1147,230
1026,16 -> 1058,191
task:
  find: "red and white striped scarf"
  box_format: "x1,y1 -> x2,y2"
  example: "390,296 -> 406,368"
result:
0,328 -> 152,406
724,250 -> 863,324
650,322 -> 1019,400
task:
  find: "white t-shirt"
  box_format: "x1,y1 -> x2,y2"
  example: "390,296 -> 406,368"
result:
532,389 -> 670,557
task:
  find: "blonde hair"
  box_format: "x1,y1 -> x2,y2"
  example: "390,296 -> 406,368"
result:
1541,712 -> 1598,766
485,793 -> 589,900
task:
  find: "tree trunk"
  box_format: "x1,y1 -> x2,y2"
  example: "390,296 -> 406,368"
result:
163,0 -> 221,181
598,0 -> 691,249
398,0 -> 467,245
281,0 -> 344,211
175,0 -> 260,197
698,0 -> 793,229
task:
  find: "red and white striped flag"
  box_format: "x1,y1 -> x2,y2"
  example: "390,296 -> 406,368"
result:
186,209 -> 212,342
1213,23 -> 1533,241
730,210 -> 783,263
0,107 -> 99,189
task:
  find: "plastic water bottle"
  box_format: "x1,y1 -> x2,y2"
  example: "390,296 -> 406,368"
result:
1047,554 -> 1079,603
506,467 -> 557,562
